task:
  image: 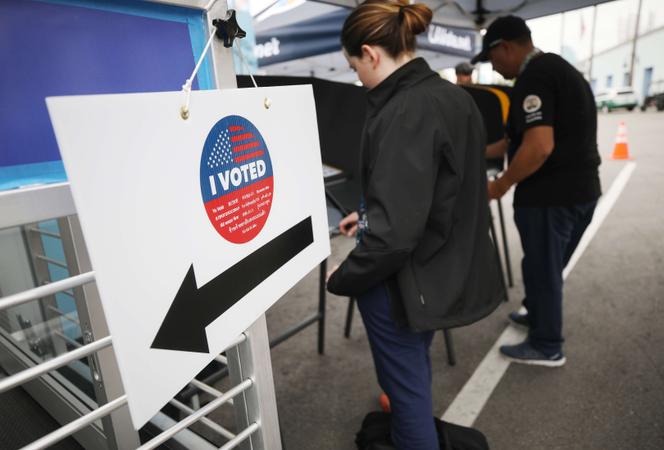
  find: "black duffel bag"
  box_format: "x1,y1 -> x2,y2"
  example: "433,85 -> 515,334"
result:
355,411 -> 489,450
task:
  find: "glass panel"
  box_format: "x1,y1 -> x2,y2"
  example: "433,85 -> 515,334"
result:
0,221 -> 97,404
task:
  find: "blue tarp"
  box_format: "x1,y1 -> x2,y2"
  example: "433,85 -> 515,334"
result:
0,0 -> 211,191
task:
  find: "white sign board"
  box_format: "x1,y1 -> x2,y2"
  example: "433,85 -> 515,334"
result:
46,86 -> 330,428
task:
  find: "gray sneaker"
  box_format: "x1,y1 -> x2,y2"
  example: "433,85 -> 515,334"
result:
500,341 -> 566,367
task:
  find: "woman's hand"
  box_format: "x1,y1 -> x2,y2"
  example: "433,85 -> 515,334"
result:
326,264 -> 339,284
338,211 -> 359,237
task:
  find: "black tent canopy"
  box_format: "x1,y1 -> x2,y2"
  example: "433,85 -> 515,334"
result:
311,0 -> 617,29
252,0 -> 617,82
253,1 -> 479,81
255,8 -> 476,67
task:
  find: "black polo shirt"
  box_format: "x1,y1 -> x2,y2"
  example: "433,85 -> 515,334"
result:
507,52 -> 601,207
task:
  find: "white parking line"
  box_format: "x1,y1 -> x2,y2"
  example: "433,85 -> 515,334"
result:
441,162 -> 637,427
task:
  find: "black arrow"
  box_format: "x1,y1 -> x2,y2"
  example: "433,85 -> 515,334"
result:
151,216 -> 314,353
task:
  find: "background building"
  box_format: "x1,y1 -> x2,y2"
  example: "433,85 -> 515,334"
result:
527,0 -> 664,105
467,0 -> 664,106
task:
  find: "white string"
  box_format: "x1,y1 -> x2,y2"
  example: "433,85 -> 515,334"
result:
203,0 -> 217,10
234,39 -> 258,88
181,21 -> 263,118
181,27 -> 217,118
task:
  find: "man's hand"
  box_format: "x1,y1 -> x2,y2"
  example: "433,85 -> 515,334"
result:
488,177 -> 511,200
487,126 -> 554,200
339,211 -> 359,237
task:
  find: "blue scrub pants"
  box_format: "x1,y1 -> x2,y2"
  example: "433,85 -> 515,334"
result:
357,284 -> 439,450
514,200 -> 597,356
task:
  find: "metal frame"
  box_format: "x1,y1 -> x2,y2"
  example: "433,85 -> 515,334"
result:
22,395 -> 129,450
1,2 -> 284,450
23,223 -> 71,361
268,259 -> 327,353
0,183 -> 76,230
0,263 -> 117,449
0,185 -> 115,450
1,186 -> 283,450
488,171 -> 514,289
61,214 -> 141,449
227,315 -> 281,450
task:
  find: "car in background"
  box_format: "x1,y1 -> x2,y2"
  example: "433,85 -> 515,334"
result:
595,88 -> 638,112
641,80 -> 664,111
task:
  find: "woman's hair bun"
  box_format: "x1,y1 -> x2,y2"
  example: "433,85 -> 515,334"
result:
342,1 -> 434,58
400,3 -> 433,36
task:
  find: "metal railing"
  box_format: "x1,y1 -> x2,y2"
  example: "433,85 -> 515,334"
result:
139,378 -> 255,450
0,272 -> 116,449
34,254 -> 69,269
0,272 -> 95,311
27,226 -> 61,239
0,184 -> 281,450
22,395 -> 129,450
0,263 -> 280,449
0,335 -> 112,394
169,398 -> 236,440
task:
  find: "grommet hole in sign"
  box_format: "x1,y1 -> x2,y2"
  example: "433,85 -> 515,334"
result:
180,9 -> 265,120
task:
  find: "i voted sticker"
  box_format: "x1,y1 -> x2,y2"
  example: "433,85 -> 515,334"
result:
200,115 -> 274,244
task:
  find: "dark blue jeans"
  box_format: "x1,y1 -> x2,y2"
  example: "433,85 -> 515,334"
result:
514,201 -> 597,356
357,284 -> 439,450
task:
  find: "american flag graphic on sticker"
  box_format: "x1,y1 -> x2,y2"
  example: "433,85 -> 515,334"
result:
200,115 -> 274,244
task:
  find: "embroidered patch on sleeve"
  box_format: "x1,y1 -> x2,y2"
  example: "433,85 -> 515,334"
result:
523,95 -> 542,113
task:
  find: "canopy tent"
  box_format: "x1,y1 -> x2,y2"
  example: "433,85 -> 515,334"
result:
309,0 -> 618,29
253,2 -> 477,82
252,0 -> 617,83
255,9 -> 475,65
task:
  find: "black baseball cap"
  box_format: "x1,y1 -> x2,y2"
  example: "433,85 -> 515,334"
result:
471,15 -> 531,64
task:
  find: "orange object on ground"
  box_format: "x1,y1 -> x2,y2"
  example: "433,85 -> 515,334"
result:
379,392 -> 391,412
611,121 -> 632,160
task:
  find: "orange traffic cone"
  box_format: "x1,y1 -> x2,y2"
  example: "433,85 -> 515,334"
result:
611,121 -> 632,160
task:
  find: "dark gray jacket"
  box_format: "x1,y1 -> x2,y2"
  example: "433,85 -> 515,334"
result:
327,58 -> 504,331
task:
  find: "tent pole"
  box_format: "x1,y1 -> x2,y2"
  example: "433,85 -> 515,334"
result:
628,0 -> 643,87
588,5 -> 597,82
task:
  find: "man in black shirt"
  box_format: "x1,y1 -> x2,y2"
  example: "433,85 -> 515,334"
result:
472,15 -> 601,367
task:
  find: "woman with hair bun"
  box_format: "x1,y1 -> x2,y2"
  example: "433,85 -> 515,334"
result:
327,1 -> 503,448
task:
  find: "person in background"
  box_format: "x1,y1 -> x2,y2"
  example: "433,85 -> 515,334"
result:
327,1 -> 503,448
455,61 -> 474,85
473,15 -> 602,367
